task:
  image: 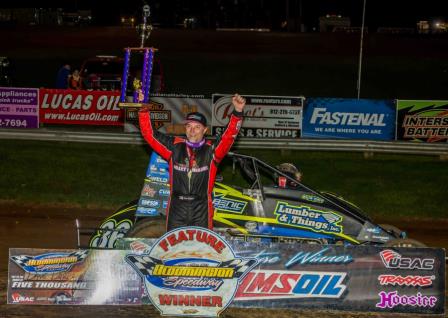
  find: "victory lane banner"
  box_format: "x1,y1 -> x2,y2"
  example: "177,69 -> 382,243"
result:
0,87 -> 39,128
8,232 -> 445,316
39,89 -> 124,126
396,100 -> 448,142
302,98 -> 396,140
212,94 -> 303,138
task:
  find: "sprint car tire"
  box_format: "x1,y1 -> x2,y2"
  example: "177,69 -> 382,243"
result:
384,238 -> 427,248
125,217 -> 166,238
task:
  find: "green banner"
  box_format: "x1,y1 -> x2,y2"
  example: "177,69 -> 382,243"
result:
396,100 -> 448,142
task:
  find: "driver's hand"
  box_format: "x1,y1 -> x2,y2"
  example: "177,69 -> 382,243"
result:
232,94 -> 246,112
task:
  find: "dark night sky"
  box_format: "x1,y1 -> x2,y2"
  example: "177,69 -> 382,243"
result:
2,0 -> 448,29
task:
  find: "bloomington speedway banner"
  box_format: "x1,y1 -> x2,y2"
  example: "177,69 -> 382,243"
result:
396,100 -> 448,142
212,94 -> 303,138
39,89 -> 123,126
123,93 -> 211,133
0,87 -> 39,128
302,98 -> 396,140
8,237 -> 445,315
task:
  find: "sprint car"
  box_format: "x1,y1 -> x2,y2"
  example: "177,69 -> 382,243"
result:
85,152 -> 425,249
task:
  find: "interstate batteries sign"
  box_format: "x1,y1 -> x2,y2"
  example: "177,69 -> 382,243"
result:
302,98 -> 396,140
212,94 -> 303,138
396,100 -> 448,142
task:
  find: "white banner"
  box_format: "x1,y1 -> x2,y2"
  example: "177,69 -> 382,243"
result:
211,94 -> 304,138
124,94 -> 211,134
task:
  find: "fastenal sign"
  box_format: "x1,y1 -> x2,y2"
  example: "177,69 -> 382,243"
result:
212,94 -> 303,138
125,227 -> 257,317
302,98 -> 396,140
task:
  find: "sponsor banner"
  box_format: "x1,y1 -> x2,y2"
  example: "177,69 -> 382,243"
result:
39,89 -> 123,126
8,249 -> 143,305
124,94 -> 211,134
0,87 -> 39,128
396,100 -> 448,142
302,98 -> 396,140
9,240 -> 445,315
136,152 -> 170,217
212,94 -> 303,138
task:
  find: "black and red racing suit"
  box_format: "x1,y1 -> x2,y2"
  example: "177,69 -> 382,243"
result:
139,109 -> 243,231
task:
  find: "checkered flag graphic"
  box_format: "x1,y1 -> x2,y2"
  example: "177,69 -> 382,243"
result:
220,258 -> 258,279
69,250 -> 89,262
10,255 -> 33,269
126,254 -> 163,276
11,250 -> 89,271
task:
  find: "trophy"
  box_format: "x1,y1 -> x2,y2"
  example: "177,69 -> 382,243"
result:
119,4 -> 157,108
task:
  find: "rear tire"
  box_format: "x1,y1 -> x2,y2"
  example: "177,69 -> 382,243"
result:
384,238 -> 427,248
125,217 -> 166,238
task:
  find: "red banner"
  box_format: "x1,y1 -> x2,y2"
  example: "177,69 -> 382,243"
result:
39,89 -> 124,126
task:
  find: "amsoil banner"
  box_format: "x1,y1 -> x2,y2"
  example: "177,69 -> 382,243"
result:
39,89 -> 123,126
0,87 -> 39,128
9,240 -> 445,315
302,98 -> 396,140
396,100 -> 448,142
124,94 -> 211,134
212,94 -> 303,138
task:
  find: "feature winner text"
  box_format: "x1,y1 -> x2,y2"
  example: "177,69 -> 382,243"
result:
152,228 -> 232,310
158,294 -> 223,307
158,228 -> 226,254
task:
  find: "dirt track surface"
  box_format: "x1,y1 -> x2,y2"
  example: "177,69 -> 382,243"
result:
0,202 -> 446,318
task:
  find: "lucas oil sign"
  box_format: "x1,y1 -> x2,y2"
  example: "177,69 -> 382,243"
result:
39,89 -> 123,125
125,227 -> 257,317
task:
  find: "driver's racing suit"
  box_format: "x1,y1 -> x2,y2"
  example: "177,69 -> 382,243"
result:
139,109 -> 243,231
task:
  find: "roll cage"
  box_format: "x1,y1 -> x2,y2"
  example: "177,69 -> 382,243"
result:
227,151 -> 371,224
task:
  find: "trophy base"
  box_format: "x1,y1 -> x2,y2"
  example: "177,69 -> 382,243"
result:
118,102 -> 149,108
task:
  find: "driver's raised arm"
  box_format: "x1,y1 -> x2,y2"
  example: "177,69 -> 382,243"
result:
213,94 -> 245,163
139,108 -> 174,161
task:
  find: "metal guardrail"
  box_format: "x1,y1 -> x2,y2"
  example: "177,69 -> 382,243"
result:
1,128 -> 448,157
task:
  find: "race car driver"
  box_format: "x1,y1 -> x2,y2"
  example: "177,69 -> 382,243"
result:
138,94 -> 246,231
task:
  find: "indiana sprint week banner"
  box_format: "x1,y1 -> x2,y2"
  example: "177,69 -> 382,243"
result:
8,234 -> 445,316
